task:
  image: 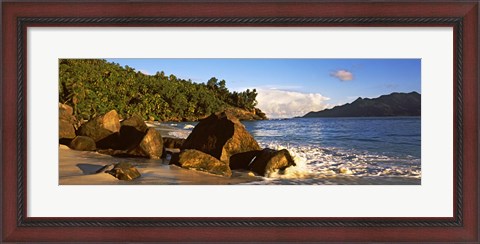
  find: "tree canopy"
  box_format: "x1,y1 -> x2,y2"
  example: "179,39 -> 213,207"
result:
59,59 -> 259,121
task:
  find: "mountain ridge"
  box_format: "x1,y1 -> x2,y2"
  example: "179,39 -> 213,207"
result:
303,92 -> 421,118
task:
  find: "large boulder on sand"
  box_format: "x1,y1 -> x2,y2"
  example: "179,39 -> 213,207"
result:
175,149 -> 232,177
69,136 -> 96,151
126,128 -> 163,159
248,148 -> 296,176
59,103 -> 76,141
77,110 -> 121,149
105,162 -> 141,181
181,112 -> 261,164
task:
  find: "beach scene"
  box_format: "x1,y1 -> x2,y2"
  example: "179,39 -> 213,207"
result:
59,59 -> 421,185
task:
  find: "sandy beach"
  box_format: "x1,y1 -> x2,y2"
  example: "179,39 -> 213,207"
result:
59,144 -> 263,185
59,122 -> 263,185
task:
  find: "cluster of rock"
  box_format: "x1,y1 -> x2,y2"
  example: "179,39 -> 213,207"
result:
59,103 -> 166,181
59,103 -> 295,180
96,162 -> 141,181
224,107 -> 268,121
171,112 -> 296,177
59,104 -> 164,160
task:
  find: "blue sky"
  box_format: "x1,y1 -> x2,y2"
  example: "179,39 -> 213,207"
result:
106,58 -> 421,118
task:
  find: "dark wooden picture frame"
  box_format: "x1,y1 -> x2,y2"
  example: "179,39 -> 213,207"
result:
2,1 -> 478,242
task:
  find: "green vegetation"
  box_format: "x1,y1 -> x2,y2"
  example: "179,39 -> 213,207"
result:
59,59 -> 259,121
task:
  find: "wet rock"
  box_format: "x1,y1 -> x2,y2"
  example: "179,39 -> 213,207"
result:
69,136 -> 96,151
181,112 -> 261,164
229,150 -> 261,170
95,164 -> 115,173
248,148 -> 296,176
176,149 -> 232,177
77,110 -> 121,149
105,162 -> 141,181
127,128 -> 163,159
163,137 -> 186,149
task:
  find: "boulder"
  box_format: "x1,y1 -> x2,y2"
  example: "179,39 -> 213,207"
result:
59,103 -> 76,141
77,110 -> 121,149
224,107 -> 268,121
69,136 -> 96,151
163,137 -> 186,149
248,148 -> 296,176
105,162 -> 141,181
59,103 -> 74,117
254,108 -> 268,120
176,149 -> 232,177
127,128 -> 163,159
59,120 -> 76,141
229,150 -> 261,170
119,116 -> 149,150
181,112 -> 261,164
121,115 -> 148,133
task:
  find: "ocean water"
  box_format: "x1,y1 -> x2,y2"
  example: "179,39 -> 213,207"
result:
167,117 -> 421,185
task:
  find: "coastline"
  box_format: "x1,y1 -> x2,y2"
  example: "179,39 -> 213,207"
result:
59,122 -> 262,185
59,145 -> 262,185
60,119 -> 421,185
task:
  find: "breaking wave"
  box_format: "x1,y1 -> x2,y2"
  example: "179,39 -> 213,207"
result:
256,141 -> 421,184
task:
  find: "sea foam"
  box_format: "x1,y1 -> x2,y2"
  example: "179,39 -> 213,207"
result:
258,141 -> 421,181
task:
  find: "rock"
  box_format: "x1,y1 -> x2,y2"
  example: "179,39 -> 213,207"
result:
59,120 -> 76,141
127,128 -> 163,159
119,116 -> 149,150
59,103 -> 76,141
176,149 -> 232,177
229,150 -> 261,170
224,107 -> 268,121
121,115 -> 148,133
181,112 -> 261,164
96,149 -> 133,158
248,148 -> 296,176
254,108 -> 268,120
95,164 -> 115,173
163,137 -> 186,149
105,162 -> 141,181
59,103 -> 74,117
69,136 -> 96,151
77,110 -> 121,149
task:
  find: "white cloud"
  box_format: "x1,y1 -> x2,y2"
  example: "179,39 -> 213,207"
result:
138,69 -> 151,75
330,69 -> 353,81
256,89 -> 330,118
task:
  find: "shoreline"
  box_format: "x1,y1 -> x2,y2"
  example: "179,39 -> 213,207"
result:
60,120 -> 421,185
60,122 -> 264,185
59,145 -> 262,185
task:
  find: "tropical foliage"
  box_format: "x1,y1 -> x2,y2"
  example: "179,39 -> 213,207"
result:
59,59 -> 259,121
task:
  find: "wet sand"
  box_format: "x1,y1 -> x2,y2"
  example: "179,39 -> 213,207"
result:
59,145 -> 261,185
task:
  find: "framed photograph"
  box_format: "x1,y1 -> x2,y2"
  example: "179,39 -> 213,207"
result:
2,1 -> 478,242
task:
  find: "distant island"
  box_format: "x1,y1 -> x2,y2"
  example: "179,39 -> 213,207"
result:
303,92 -> 421,118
